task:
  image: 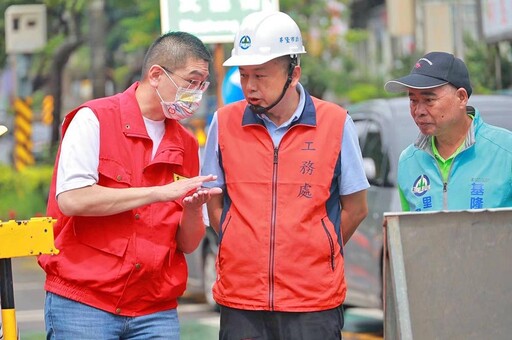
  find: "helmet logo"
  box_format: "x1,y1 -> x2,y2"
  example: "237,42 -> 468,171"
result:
239,35 -> 251,50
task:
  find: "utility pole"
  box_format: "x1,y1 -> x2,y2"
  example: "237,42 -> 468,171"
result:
89,0 -> 107,98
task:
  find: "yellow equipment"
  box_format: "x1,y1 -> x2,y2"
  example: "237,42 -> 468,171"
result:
0,217 -> 58,340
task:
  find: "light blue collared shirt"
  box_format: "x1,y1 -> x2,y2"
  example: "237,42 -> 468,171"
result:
201,83 -> 369,196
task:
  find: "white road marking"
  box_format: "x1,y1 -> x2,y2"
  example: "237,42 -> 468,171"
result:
347,308 -> 383,320
13,309 -> 44,323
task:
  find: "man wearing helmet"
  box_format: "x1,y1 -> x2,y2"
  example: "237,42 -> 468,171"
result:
201,11 -> 369,339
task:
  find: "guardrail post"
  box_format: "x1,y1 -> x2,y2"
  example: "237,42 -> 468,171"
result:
0,259 -> 17,340
0,217 -> 58,340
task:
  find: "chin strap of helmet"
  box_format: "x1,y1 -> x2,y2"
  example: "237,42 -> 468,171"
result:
249,57 -> 297,115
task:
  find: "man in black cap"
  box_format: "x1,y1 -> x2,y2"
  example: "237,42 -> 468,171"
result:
385,51 -> 512,211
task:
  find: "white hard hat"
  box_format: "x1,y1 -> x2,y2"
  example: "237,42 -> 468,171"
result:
0,125 -> 7,136
223,11 -> 307,67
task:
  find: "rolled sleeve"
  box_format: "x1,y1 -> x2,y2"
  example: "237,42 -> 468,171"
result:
56,107 -> 100,197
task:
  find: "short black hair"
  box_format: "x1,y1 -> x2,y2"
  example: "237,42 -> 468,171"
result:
141,31 -> 212,78
275,55 -> 299,73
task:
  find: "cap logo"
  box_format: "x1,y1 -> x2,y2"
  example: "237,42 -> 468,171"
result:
239,35 -> 251,50
415,58 -> 433,69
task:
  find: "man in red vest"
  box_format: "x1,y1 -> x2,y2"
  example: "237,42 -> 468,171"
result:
39,32 -> 221,339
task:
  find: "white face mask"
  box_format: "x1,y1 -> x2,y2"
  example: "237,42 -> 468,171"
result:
156,67 -> 208,120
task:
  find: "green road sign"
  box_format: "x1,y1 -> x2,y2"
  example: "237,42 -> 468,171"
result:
160,0 -> 279,43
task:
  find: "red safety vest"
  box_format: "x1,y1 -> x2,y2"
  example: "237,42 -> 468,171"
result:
39,82 -> 199,316
214,94 -> 348,311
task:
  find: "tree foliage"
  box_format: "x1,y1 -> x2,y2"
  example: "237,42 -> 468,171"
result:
464,34 -> 512,93
4,0 -> 508,134
1,0 -> 160,154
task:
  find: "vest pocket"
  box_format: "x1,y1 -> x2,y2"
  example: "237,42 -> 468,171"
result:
216,213 -> 232,272
73,214 -> 131,257
321,218 -> 336,271
98,158 -> 132,187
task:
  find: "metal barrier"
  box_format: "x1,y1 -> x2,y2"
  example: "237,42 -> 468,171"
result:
383,209 -> 512,340
0,217 -> 58,340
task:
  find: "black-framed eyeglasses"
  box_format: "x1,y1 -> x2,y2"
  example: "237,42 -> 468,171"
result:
160,65 -> 210,91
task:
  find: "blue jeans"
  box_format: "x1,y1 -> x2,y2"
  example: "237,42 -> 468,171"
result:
44,292 -> 180,340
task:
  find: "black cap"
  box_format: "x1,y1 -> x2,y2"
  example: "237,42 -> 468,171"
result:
385,51 -> 472,97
